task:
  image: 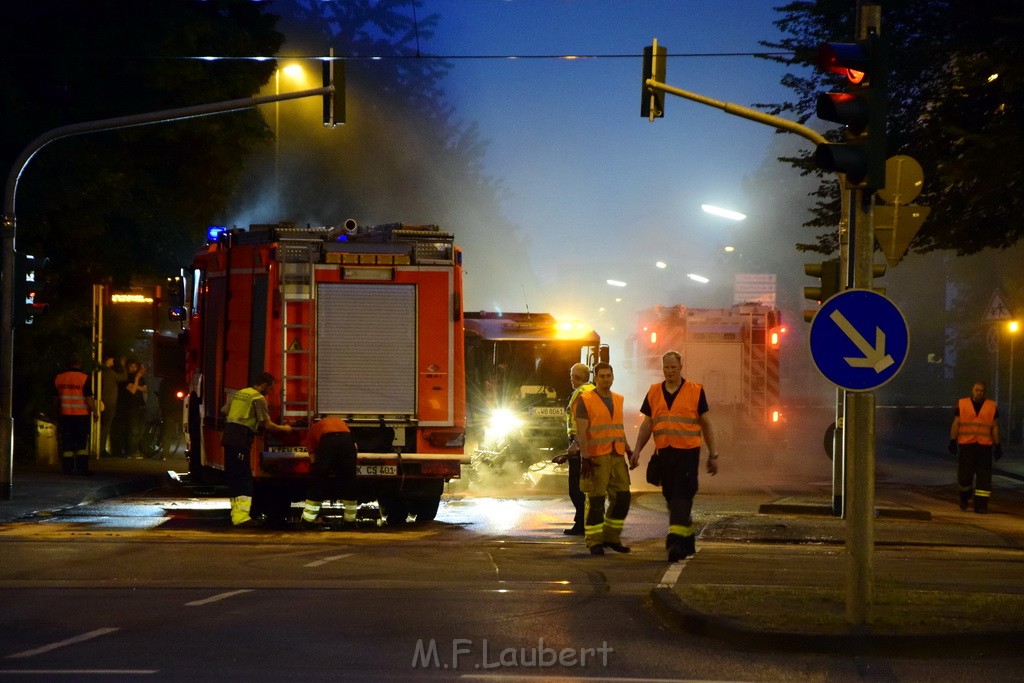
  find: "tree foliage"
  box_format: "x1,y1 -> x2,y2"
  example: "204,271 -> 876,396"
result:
0,0 -> 283,428
759,0 -> 1024,256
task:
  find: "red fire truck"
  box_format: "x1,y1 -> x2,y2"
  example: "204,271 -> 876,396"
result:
624,303 -> 784,445
181,221 -> 467,524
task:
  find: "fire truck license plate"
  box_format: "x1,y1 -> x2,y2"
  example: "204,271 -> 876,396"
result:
530,406 -> 564,417
357,465 -> 398,476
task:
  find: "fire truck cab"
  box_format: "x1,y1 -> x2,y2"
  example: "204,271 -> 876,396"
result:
463,312 -> 606,479
182,221 -> 467,524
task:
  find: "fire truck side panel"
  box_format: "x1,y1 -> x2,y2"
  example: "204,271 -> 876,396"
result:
681,343 -> 743,406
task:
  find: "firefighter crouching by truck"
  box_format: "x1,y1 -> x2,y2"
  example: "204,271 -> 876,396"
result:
221,372 -> 294,526
300,416 -> 359,529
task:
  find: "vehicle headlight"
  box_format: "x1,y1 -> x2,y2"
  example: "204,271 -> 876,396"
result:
485,408 -> 522,441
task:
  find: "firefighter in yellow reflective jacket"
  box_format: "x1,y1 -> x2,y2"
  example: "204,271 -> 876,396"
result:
633,351 -> 719,562
950,380 -> 1002,513
551,362 -> 595,536
221,372 -> 293,526
574,362 -> 634,555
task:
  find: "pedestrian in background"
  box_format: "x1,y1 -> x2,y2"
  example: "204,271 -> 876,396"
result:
551,362 -> 594,536
221,372 -> 293,526
53,356 -> 98,475
950,380 -> 1003,513
300,416 -> 358,529
112,358 -> 147,457
574,362 -> 634,555
99,356 -> 126,457
633,351 -> 719,562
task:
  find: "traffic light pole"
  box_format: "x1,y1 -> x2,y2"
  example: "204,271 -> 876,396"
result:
845,186 -> 877,626
1,85 -> 334,501
642,80 -> 828,148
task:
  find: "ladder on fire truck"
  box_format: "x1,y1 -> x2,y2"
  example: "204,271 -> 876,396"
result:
278,234 -> 320,425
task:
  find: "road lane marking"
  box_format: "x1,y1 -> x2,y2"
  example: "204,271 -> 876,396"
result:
6,628 -> 120,659
185,589 -> 254,606
657,564 -> 683,588
304,553 -> 353,568
0,669 -> 156,675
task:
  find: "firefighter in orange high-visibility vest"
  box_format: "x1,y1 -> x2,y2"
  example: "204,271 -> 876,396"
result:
53,355 -> 98,475
220,372 -> 293,526
574,362 -> 634,556
633,350 -> 719,563
300,416 -> 358,529
950,380 -> 1002,514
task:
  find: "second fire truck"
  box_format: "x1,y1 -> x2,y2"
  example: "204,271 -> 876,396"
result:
624,302 -> 784,445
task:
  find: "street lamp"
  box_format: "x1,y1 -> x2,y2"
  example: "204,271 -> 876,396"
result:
274,63 -> 306,218
1008,319 -> 1021,444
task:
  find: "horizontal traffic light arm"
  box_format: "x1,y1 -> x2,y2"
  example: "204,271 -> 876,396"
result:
641,78 -> 827,146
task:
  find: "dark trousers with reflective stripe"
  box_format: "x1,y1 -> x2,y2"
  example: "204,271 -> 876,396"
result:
958,442 -> 992,508
660,446 -> 701,545
307,432 -> 358,503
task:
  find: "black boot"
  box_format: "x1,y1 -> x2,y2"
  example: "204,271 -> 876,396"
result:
959,491 -> 971,510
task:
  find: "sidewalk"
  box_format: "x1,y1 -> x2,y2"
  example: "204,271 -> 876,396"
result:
651,454 -> 1024,657
0,454 -> 188,523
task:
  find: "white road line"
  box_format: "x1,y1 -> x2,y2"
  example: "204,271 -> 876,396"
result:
304,553 -> 353,568
0,669 -> 157,675
6,628 -> 120,659
185,589 -> 254,606
657,564 -> 683,588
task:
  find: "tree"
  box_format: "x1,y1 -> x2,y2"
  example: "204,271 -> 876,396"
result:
0,1 -> 284,430
233,0 -> 536,311
758,0 -> 1024,256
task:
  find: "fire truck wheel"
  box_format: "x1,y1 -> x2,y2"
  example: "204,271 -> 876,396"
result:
410,496 -> 441,523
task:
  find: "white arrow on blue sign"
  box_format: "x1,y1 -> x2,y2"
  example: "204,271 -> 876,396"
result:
809,289 -> 909,392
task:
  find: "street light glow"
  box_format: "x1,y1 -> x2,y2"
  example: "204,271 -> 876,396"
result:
606,279 -> 627,287
1010,320 -> 1021,334
655,261 -> 667,269
701,204 -> 747,221
724,245 -> 735,252
687,273 -> 710,284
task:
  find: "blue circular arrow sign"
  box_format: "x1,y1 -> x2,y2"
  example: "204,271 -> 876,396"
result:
809,289 -> 909,392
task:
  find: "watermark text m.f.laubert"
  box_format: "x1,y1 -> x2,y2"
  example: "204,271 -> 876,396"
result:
411,638 -> 613,670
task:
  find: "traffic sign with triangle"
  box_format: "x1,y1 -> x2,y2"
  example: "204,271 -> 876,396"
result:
984,289 -> 1012,321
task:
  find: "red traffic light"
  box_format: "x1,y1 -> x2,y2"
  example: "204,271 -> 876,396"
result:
818,42 -> 870,85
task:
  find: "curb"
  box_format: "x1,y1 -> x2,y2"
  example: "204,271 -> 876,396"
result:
649,586 -> 1024,657
82,473 -> 168,505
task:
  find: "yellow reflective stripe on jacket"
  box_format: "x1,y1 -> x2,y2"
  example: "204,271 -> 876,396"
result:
957,397 -> 996,445
647,381 -> 703,450
579,390 -> 625,456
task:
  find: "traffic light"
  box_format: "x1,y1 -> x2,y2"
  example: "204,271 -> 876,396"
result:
813,34 -> 887,189
322,53 -> 344,127
803,258 -> 841,322
13,252 -> 48,326
641,41 -> 667,120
